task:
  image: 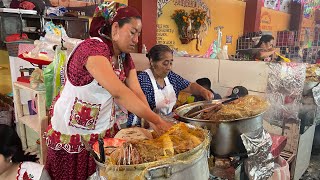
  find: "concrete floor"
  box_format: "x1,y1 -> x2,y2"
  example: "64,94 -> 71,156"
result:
300,150 -> 320,180
0,50 -> 12,95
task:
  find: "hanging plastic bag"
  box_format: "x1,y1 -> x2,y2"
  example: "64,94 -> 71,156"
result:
53,47 -> 67,98
44,57 -> 56,108
43,46 -> 67,108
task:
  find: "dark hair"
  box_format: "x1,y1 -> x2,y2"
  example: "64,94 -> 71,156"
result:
196,78 -> 211,88
146,44 -> 173,62
0,124 -> 38,163
100,16 -> 142,39
254,35 -> 274,48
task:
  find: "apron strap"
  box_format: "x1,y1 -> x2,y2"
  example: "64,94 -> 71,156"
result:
145,69 -> 159,90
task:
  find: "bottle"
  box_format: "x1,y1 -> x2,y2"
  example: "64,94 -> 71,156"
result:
142,44 -> 147,54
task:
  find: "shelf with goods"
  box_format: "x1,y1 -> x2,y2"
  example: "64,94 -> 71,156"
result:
12,82 -> 48,165
0,12 -> 42,45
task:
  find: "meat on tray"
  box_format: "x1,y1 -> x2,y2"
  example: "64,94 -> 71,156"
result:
183,95 -> 268,121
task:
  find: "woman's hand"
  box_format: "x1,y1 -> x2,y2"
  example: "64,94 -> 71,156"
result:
150,117 -> 174,135
201,88 -> 214,100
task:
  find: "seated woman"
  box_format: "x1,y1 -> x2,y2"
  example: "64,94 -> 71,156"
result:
253,34 -> 277,61
0,124 -> 51,180
127,44 -> 213,126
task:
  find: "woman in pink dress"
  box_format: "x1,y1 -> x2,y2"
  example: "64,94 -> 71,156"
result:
45,2 -> 173,180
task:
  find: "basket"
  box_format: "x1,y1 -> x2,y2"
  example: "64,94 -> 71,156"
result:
5,40 -> 34,57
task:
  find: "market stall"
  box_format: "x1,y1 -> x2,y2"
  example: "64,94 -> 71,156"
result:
1,0 -> 320,180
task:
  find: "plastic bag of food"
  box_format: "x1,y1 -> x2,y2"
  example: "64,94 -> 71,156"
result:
30,68 -> 45,91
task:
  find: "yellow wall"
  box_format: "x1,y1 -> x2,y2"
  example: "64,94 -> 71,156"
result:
260,7 -> 291,35
157,0 -> 246,55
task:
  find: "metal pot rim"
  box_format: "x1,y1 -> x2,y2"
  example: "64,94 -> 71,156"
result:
174,100 -> 266,122
96,129 -> 211,169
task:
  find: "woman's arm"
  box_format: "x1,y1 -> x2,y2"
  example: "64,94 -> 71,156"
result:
183,82 -> 213,100
125,69 -> 149,106
86,56 -> 172,133
258,48 -> 276,59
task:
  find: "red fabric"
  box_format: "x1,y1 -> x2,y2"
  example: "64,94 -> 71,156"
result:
111,6 -> 141,24
67,38 -> 135,86
89,6 -> 141,39
45,124 -> 119,180
19,1 -> 36,10
45,148 -> 96,180
5,34 -> 28,42
271,134 -> 287,157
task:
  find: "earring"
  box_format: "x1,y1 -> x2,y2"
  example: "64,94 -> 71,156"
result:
9,159 -> 12,163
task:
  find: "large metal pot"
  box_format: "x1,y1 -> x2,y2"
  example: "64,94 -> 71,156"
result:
95,129 -> 211,180
174,100 -> 264,157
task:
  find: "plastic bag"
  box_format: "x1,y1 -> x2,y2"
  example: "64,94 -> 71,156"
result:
53,47 -> 67,98
43,58 -> 55,108
43,46 -> 67,108
30,68 -> 45,90
268,156 -> 290,180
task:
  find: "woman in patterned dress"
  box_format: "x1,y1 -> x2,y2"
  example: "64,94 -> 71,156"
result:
0,124 -> 51,180
127,44 -> 214,127
45,2 -> 173,180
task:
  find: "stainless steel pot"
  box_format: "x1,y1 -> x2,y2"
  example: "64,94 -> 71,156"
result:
174,100 -> 264,157
95,129 -> 210,180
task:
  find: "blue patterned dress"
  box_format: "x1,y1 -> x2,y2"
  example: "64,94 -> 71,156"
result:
127,71 -> 190,127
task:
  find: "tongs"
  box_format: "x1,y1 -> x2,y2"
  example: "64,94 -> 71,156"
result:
81,138 -> 106,163
186,97 -> 239,118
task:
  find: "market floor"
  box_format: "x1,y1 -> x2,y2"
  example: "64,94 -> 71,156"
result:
300,151 -> 320,180
0,50 -> 12,95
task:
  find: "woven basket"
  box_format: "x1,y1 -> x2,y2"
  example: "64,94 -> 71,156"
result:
5,40 -> 34,57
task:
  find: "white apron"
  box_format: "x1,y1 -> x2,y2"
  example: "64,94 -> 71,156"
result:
145,69 -> 177,116
47,37 -> 127,153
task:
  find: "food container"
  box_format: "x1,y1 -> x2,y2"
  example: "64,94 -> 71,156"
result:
95,129 -> 210,180
174,100 -> 264,157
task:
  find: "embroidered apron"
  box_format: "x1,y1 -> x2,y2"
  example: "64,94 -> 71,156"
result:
48,37 -> 127,153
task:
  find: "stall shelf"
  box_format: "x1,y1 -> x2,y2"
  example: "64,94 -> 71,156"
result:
12,82 -> 48,164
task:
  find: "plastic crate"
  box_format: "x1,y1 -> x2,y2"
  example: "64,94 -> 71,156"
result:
4,40 -> 34,57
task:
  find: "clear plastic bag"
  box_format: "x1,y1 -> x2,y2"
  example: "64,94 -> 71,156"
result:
268,156 -> 290,180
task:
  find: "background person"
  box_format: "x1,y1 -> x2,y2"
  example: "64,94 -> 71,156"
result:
0,124 -> 51,180
127,44 -> 213,127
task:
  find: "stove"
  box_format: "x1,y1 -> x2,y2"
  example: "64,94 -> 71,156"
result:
208,157 -> 246,180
